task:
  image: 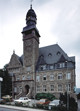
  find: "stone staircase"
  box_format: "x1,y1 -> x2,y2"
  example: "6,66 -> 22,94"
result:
15,89 -> 31,99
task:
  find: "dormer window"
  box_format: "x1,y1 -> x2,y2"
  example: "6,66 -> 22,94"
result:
48,53 -> 52,57
40,55 -> 44,59
57,62 -> 65,68
49,65 -> 54,70
39,65 -> 46,71
56,51 -> 61,55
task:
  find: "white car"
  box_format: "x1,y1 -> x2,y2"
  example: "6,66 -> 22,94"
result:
49,100 -> 60,106
14,97 -> 31,105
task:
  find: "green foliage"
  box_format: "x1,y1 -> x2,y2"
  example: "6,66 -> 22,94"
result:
35,93 -> 56,101
59,92 -> 78,110
4,98 -> 13,102
36,103 -> 43,108
77,93 -> 80,99
43,104 -> 49,110
15,102 -> 22,106
0,99 -> 6,104
0,64 -> 12,96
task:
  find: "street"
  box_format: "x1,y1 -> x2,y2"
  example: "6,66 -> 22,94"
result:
0,99 -> 80,111
0,104 -> 48,111
0,107 -> 21,111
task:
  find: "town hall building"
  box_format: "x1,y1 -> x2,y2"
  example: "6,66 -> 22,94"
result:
7,5 -> 76,99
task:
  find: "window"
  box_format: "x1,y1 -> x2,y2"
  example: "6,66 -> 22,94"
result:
27,75 -> 30,80
16,77 -> 20,81
39,65 -> 46,71
58,73 -> 62,80
50,65 -> 54,70
58,85 -> 62,91
56,51 -> 61,55
36,75 -> 40,81
43,85 -> 46,91
51,85 -> 54,91
40,55 -> 44,59
66,73 -> 71,79
48,53 -> 52,57
58,63 -> 65,68
26,67 -> 31,71
43,75 -> 46,80
14,87 -> 17,92
37,86 -> 40,91
19,86 -> 22,92
23,76 -> 25,80
50,74 -> 54,80
67,84 -> 71,91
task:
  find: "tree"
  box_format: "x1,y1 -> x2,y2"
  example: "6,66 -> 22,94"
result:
0,64 -> 12,96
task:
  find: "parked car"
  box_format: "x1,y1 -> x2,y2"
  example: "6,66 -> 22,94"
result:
2,95 -> 12,99
49,100 -> 60,106
36,99 -> 50,105
14,97 -> 31,105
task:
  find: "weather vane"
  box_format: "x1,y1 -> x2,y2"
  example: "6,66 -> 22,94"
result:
30,0 -> 33,8
30,0 -> 33,4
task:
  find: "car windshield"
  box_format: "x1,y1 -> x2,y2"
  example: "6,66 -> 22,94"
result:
19,97 -> 24,100
39,99 -> 45,102
6,95 -> 9,97
52,100 -> 59,104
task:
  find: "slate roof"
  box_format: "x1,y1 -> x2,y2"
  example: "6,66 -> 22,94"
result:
38,44 -> 74,65
18,44 -> 75,66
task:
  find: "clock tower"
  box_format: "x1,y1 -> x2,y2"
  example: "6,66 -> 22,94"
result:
22,5 -> 40,77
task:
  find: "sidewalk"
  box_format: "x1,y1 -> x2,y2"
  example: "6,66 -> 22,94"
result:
0,104 -> 48,111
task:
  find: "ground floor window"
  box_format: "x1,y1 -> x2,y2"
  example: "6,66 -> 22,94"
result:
19,86 -> 22,92
36,75 -> 40,81
58,85 -> 62,91
67,84 -> 71,91
50,85 -> 54,91
14,87 -> 17,92
43,85 -> 47,91
36,86 -> 40,91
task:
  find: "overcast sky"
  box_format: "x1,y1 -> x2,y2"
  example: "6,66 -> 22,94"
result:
0,0 -> 80,88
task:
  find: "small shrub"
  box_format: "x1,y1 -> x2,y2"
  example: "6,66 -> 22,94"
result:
32,103 -> 36,108
43,105 -> 49,110
77,93 -> 80,99
36,103 -> 43,108
15,102 -> 23,106
0,99 -> 6,104
4,98 -> 11,102
35,93 -> 56,101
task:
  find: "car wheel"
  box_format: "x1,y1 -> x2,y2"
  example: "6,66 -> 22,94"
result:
20,102 -> 23,106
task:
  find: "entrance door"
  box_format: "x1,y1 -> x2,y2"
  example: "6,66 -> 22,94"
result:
25,85 -> 30,94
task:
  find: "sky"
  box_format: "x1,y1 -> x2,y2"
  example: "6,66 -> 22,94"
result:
0,0 -> 80,88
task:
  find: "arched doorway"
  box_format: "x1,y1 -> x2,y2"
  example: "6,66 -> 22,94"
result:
25,85 -> 30,95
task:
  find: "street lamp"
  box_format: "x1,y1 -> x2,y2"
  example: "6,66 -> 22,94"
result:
34,65 -> 36,104
66,60 -> 69,111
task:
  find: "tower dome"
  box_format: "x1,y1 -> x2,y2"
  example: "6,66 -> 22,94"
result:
26,5 -> 37,26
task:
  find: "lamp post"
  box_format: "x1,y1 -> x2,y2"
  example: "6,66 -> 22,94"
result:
34,65 -> 36,104
66,61 -> 69,111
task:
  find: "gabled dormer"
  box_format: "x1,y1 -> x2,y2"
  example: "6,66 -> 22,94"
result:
57,55 -> 67,68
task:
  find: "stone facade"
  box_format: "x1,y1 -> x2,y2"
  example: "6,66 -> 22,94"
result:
7,6 -> 76,99
36,69 -> 75,98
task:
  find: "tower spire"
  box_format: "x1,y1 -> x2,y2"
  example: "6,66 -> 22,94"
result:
30,0 -> 33,9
